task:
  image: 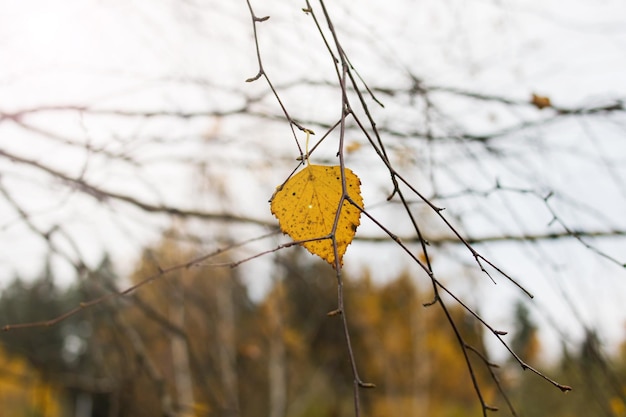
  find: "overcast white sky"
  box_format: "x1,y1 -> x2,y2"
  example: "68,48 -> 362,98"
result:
2,0 -> 626,362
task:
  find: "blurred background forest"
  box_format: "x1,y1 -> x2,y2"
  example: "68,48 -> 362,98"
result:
1,243 -> 626,417
1,0 -> 626,416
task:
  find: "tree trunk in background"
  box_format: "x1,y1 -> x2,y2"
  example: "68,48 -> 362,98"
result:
117,312 -> 175,416
74,392 -> 92,417
216,273 -> 240,417
412,292 -> 430,417
268,281 -> 287,417
170,282 -> 195,416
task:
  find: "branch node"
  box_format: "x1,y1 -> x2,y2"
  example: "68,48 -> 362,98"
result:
559,384 -> 573,393
254,15 -> 270,22
245,72 -> 263,83
423,297 -> 438,307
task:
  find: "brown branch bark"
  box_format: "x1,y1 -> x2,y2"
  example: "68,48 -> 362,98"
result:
0,148 -> 272,228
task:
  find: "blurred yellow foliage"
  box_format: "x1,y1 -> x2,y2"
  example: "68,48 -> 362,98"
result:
610,396 -> 626,417
0,345 -> 62,417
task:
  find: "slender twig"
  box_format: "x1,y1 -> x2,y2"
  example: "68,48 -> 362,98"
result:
306,1 -> 512,413
244,0 -> 309,157
309,3 -> 382,416
543,193 -> 626,268
355,228 -> 626,245
0,149 -> 272,228
466,344 -> 518,417
2,232 -> 277,331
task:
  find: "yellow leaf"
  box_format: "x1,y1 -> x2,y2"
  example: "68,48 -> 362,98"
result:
345,140 -> 362,154
271,164 -> 363,267
531,93 -> 551,109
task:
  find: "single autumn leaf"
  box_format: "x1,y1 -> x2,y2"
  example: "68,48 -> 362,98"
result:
270,164 -> 363,267
531,93 -> 551,109
345,140 -> 362,154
